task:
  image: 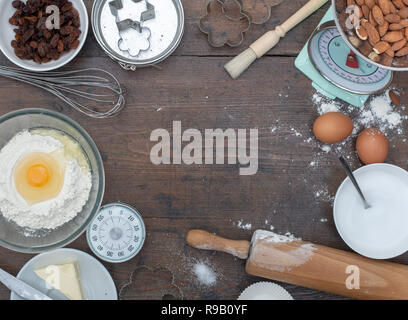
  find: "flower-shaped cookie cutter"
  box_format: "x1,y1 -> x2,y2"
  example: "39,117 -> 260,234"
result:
109,0 -> 156,56
238,0 -> 285,25
199,0 -> 251,47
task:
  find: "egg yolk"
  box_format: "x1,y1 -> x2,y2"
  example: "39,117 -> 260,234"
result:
26,164 -> 50,187
14,152 -> 65,205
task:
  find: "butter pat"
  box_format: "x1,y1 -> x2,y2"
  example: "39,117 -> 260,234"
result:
34,261 -> 84,300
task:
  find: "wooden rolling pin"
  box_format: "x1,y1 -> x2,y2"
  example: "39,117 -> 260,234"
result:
187,229 -> 408,299
224,0 -> 329,79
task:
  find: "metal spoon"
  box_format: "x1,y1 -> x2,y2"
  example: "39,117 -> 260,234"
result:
339,156 -> 371,210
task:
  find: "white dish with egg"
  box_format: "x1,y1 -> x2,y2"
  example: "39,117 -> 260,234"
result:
334,164 -> 408,259
11,248 -> 117,300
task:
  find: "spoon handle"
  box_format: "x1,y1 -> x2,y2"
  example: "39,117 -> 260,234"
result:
339,156 -> 371,209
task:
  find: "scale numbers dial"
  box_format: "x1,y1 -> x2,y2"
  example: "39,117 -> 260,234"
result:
87,203 -> 146,263
308,25 -> 392,94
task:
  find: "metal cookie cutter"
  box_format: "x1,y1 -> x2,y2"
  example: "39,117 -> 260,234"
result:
198,0 -> 250,47
237,0 -> 285,25
108,0 -> 156,56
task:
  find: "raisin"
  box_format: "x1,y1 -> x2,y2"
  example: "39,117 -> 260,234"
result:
22,28 -> 34,42
9,0 -> 80,63
29,41 -> 38,49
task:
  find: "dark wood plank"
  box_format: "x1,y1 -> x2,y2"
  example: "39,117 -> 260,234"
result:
0,0 -> 408,301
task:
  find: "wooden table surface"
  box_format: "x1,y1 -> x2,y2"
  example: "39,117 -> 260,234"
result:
1,0 -> 408,300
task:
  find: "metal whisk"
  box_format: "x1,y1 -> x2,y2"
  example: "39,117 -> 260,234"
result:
0,66 -> 125,119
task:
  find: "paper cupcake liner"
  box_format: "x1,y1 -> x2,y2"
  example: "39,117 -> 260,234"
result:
237,281 -> 293,300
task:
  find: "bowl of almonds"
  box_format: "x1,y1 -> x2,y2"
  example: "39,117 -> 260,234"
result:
334,0 -> 408,71
0,0 -> 88,72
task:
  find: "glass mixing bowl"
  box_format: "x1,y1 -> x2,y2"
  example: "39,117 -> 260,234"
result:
0,109 -> 105,253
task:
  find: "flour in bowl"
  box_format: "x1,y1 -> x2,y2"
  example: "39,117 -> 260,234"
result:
0,129 -> 92,229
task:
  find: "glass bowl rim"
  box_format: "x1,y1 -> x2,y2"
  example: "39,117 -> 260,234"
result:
0,108 -> 105,253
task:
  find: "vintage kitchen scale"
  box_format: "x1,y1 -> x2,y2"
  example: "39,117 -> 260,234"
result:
295,7 -> 393,107
87,203 -> 146,263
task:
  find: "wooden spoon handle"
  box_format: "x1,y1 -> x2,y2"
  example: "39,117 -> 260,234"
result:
186,230 -> 250,259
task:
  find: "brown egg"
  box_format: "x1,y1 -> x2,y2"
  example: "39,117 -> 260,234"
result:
356,128 -> 389,164
313,112 -> 353,143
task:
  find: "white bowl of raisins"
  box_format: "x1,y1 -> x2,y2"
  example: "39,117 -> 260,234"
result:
0,0 -> 88,71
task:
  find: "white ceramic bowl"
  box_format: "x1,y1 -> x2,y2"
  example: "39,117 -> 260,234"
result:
334,164 -> 408,259
11,248 -> 118,300
0,0 -> 88,71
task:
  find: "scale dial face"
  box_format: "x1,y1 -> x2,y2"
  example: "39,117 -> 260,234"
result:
87,203 -> 146,263
308,26 -> 392,94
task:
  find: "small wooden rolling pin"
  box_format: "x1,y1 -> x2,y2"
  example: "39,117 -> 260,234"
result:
224,0 -> 329,79
187,229 -> 408,299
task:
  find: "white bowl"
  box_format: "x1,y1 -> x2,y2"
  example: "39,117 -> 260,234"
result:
11,248 -> 118,300
334,164 -> 408,259
0,0 -> 89,71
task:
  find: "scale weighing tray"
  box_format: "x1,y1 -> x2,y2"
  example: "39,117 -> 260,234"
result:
294,7 -> 392,107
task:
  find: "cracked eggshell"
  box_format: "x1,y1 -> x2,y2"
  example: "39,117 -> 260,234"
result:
313,112 -> 353,144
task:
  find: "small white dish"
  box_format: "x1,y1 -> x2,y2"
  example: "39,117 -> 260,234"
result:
334,164 -> 408,259
10,248 -> 117,300
0,0 -> 88,71
238,282 -> 293,300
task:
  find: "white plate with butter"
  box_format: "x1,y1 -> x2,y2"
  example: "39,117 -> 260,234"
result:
11,248 -> 117,300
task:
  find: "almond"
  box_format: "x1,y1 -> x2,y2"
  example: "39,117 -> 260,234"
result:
389,90 -> 401,105
368,51 -> 381,61
372,5 -> 385,25
390,1 -> 397,13
360,39 -> 374,55
382,30 -> 404,41
391,37 -> 407,49
389,22 -> 406,29
356,0 -> 365,4
349,35 -> 363,47
379,0 -> 392,14
379,20 -> 389,36
374,40 -> 392,53
369,10 -> 378,27
365,21 -> 381,43
365,0 -> 376,8
385,13 -> 401,22
399,7 -> 408,18
357,25 -> 369,39
386,47 -> 396,56
395,45 -> 408,55
400,19 -> 408,26
393,0 -> 406,9
405,26 -> 408,38
362,4 -> 370,18
381,52 -> 394,65
404,0 -> 408,5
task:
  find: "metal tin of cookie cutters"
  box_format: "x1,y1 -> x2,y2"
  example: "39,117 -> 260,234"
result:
198,0 -> 250,47
109,0 -> 155,56
92,0 -> 185,70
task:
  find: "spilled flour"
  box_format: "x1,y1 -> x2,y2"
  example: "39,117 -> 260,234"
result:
251,230 -> 315,272
312,90 -> 406,135
307,89 -> 408,205
192,261 -> 217,286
